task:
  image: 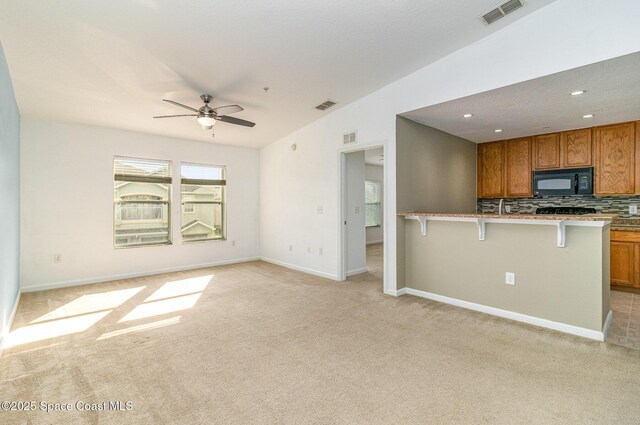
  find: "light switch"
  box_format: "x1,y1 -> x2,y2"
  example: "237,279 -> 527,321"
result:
505,272 -> 515,285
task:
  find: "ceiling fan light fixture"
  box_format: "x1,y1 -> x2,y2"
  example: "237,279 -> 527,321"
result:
197,115 -> 216,127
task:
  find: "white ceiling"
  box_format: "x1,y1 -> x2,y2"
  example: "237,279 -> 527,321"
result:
0,0 -> 555,148
402,51 -> 640,143
365,148 -> 384,166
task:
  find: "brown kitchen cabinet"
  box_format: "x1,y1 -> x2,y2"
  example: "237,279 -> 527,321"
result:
533,133 -> 561,169
594,122 -> 636,195
561,128 -> 592,168
505,137 -> 532,197
610,230 -> 640,288
477,141 -> 505,198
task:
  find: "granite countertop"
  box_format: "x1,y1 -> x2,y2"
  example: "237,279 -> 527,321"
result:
611,218 -> 640,231
398,212 -> 617,222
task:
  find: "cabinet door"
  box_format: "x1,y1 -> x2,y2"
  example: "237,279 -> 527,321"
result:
594,122 -> 635,195
477,141 -> 505,198
611,242 -> 635,287
533,133 -> 561,169
561,128 -> 592,168
505,137 -> 532,197
636,121 -> 640,195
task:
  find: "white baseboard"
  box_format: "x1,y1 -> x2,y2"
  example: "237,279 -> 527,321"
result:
260,257 -> 339,281
20,257 -> 261,293
0,292 -> 21,359
402,287 -> 605,341
347,267 -> 368,277
384,287 -> 407,297
603,310 -> 613,338
366,240 -> 383,245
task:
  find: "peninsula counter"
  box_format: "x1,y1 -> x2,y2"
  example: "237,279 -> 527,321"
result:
398,212 -> 614,340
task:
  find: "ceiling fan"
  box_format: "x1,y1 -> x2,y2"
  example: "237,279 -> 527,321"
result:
153,95 -> 255,135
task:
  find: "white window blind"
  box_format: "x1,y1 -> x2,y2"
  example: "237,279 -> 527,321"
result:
181,163 -> 226,242
365,180 -> 381,227
113,157 -> 172,248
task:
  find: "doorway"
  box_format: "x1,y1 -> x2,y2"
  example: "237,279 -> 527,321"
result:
340,146 -> 384,286
364,148 -> 384,279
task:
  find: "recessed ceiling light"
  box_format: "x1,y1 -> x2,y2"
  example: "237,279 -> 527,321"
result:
583,114 -> 594,118
463,114 -> 473,118
570,90 -> 586,96
494,129 -> 503,133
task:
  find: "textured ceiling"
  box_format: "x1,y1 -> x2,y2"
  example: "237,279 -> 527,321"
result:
0,0 -> 555,148
402,51 -> 640,143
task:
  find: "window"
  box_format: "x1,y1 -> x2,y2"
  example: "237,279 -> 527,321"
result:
365,180 -> 381,227
181,163 -> 226,242
114,157 -> 172,248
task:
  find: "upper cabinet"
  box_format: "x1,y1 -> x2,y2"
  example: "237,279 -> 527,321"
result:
594,122 -> 636,195
477,138 -> 532,199
531,129 -> 593,170
561,128 -> 592,168
477,120 -> 638,199
533,133 -> 561,169
477,141 -> 505,198
505,137 -> 532,197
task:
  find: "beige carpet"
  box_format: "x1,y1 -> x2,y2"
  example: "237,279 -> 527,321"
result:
366,243 -> 383,280
1,260 -> 640,424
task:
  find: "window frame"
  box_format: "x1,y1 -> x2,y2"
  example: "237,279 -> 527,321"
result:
180,162 -> 227,244
365,179 -> 382,228
113,156 -> 173,249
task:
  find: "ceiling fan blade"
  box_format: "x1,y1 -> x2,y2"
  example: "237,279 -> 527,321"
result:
212,104 -> 244,115
153,114 -> 198,118
162,99 -> 199,112
216,115 -> 256,127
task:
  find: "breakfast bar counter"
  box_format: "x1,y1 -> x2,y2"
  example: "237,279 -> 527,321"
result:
397,212 -> 613,340
398,212 -> 615,248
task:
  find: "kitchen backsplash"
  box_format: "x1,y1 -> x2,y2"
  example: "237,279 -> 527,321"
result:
477,196 -> 640,218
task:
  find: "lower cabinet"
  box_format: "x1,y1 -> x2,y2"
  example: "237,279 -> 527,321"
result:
611,231 -> 640,288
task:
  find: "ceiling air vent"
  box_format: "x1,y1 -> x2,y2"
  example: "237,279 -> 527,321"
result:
315,100 -> 337,111
481,0 -> 524,25
343,131 -> 357,145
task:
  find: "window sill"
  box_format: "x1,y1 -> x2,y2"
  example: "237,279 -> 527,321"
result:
114,241 -> 173,250
181,237 -> 226,244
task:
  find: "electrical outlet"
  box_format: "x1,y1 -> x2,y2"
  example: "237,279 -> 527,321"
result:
630,205 -> 638,215
318,247 -> 323,256
54,254 -> 62,264
231,240 -> 236,247
306,247 -> 311,254
317,205 -> 323,214
289,245 -> 293,252
505,272 -> 515,285
505,205 -> 511,213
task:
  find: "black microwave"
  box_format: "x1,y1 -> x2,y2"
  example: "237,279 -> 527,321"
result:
533,167 -> 593,197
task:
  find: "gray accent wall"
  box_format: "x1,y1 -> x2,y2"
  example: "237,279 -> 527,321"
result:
396,117 -> 477,288
404,220 -> 609,332
0,41 -> 20,349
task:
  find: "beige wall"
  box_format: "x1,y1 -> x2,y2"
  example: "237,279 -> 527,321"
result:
395,117 -> 477,288
601,229 -> 611,327
404,220 -> 609,332
365,164 -> 384,244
